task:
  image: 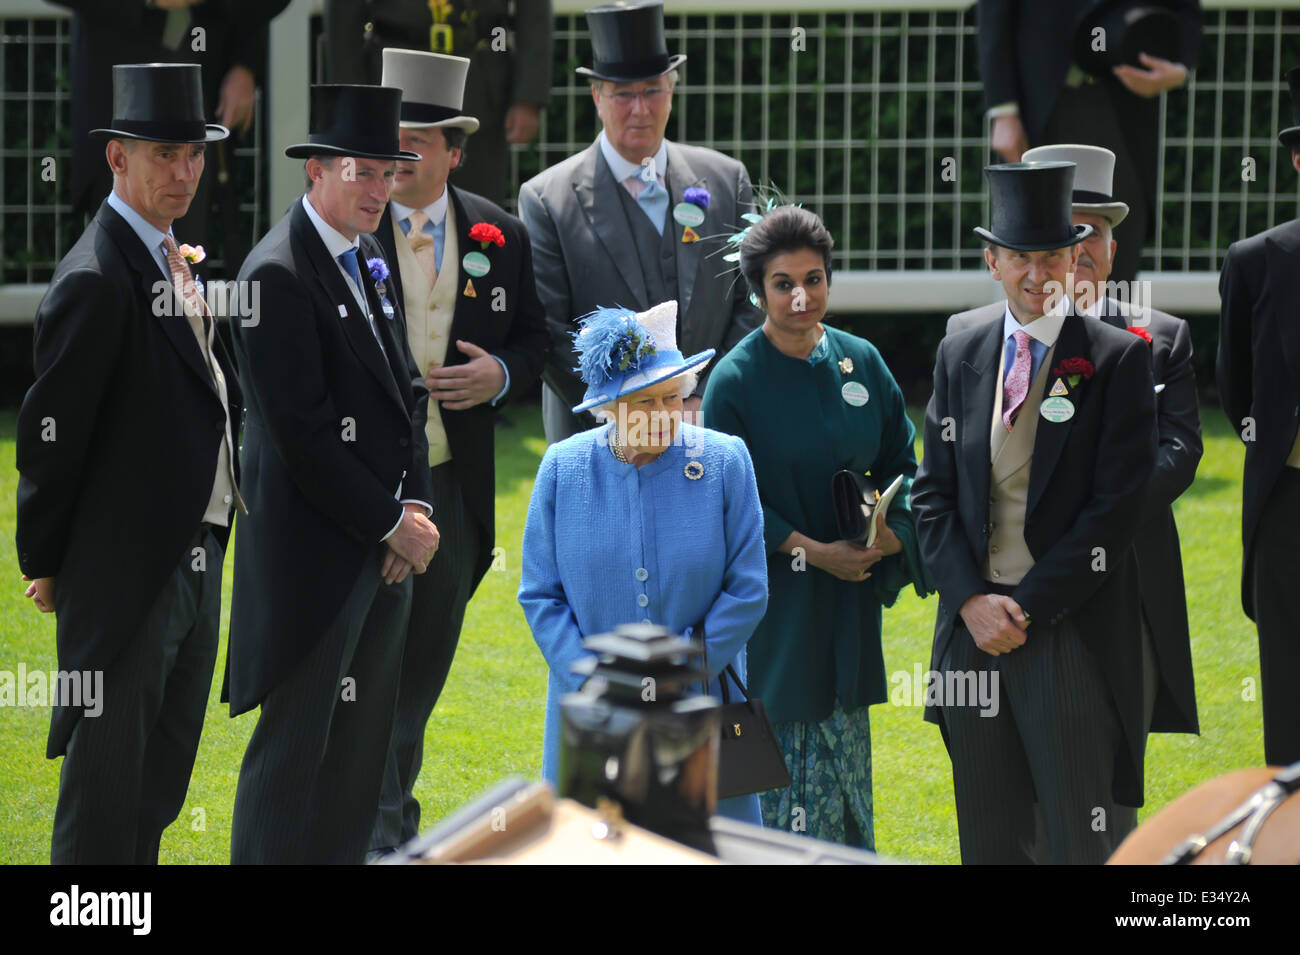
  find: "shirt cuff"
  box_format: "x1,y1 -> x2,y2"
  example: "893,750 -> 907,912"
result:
987,102 -> 1020,119
489,355 -> 511,407
381,500 -> 434,541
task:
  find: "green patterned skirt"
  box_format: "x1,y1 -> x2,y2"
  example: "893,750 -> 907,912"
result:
759,699 -> 874,850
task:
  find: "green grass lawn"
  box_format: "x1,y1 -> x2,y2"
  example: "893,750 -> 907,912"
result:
0,399 -> 1264,864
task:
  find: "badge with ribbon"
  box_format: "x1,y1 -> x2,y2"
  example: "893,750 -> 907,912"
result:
367,256 -> 395,319
676,187 -> 709,243
464,221 -> 505,281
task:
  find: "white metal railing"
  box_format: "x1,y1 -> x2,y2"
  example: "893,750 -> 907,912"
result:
2,0 -> 1299,323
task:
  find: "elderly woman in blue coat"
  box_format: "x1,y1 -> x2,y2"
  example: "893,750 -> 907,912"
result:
518,300 -> 769,823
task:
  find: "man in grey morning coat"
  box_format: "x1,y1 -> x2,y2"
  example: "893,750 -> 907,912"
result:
518,0 -> 760,443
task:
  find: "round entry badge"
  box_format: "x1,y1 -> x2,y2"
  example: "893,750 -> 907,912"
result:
842,381 -> 869,407
1040,396 -> 1075,423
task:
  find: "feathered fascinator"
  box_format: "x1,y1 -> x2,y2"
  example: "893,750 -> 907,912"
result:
722,194 -> 786,264
573,306 -> 658,385
713,185 -> 799,306
568,300 -> 716,415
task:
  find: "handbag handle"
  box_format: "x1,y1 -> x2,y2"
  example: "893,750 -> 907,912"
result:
692,619 -> 751,704
720,664 -> 751,703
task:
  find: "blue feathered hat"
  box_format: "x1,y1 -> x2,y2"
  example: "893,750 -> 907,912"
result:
570,300 -> 714,414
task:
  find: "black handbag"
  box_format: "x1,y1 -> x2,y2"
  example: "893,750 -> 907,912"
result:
714,663 -> 792,799
831,470 -> 882,546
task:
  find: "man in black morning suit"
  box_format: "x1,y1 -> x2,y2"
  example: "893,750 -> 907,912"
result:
913,162 -> 1158,864
15,64 -> 242,863
368,49 -> 548,855
227,84 -> 441,864
978,0 -> 1202,284
947,144 -> 1201,844
1216,66 -> 1300,767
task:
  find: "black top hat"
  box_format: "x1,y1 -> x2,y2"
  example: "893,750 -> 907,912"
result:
974,163 -> 1093,252
89,63 -> 228,144
1279,67 -> 1300,147
284,85 -> 421,161
576,0 -> 686,83
1072,1 -> 1181,78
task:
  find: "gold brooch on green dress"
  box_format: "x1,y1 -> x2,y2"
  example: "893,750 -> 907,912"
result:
838,357 -> 854,375
684,461 -> 704,480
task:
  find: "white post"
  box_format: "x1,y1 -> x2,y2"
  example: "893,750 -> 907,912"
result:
267,0 -> 318,222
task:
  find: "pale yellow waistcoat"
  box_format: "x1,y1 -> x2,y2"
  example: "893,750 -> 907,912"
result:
391,202 -> 460,467
982,340 -> 1057,586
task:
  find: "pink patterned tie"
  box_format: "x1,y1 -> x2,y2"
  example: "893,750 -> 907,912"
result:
1002,329 -> 1032,430
162,234 -> 207,327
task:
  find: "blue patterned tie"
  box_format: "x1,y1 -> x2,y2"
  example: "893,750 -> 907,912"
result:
337,248 -> 363,292
337,248 -> 384,350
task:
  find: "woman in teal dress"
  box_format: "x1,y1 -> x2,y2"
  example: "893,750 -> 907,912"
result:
700,204 -> 933,849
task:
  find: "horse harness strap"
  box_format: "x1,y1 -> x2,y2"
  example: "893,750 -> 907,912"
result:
1161,761 -> 1300,865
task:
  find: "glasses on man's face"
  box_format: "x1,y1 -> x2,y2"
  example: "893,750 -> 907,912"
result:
605,87 -> 670,107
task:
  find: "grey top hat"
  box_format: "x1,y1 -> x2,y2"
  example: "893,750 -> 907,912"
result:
1022,144 -> 1130,227
973,162 -> 1093,252
381,48 -> 481,134
89,63 -> 228,144
284,85 -> 421,161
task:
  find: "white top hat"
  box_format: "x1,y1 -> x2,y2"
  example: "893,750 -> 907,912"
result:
1021,143 -> 1129,227
381,48 -> 480,134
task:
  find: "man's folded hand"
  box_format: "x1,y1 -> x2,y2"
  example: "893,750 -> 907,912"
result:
386,507 -> 440,573
22,575 -> 55,614
959,592 -> 1029,656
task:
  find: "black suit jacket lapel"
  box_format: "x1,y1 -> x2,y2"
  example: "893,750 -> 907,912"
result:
291,202 -> 407,416
446,184 -> 478,351
99,202 -> 215,394
574,142 -> 648,305
375,204 -> 406,314
1027,307 -> 1089,518
959,320 -> 1002,529
357,235 -> 412,415
664,142 -> 705,321
1265,227 -> 1300,403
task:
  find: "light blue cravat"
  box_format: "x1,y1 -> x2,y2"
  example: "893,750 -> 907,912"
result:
636,177 -> 669,235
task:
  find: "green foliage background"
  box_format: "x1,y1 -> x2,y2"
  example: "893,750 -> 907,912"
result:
9,9 -> 1300,282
